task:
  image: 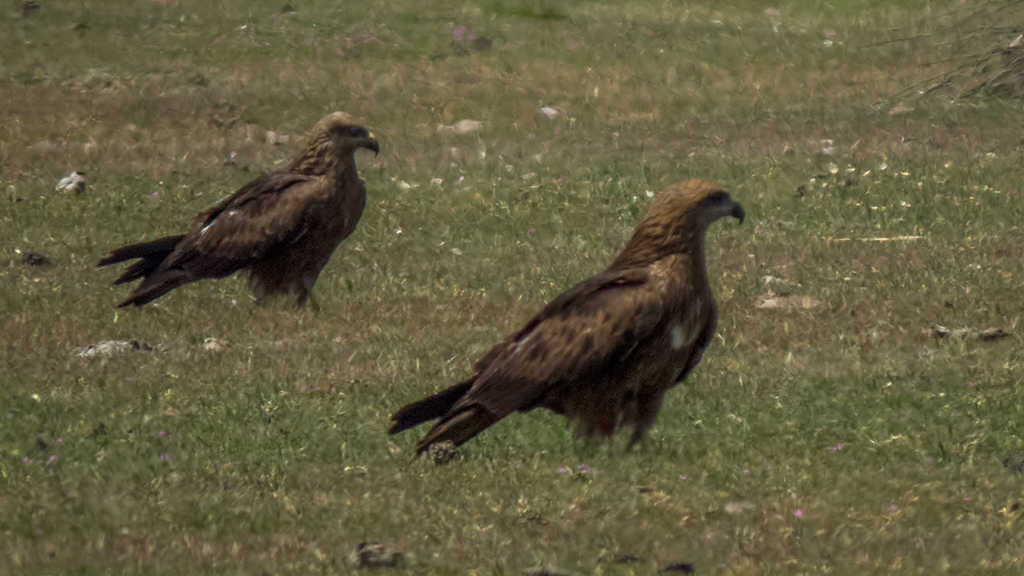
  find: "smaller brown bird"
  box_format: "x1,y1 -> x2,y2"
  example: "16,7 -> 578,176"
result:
390,178 -> 744,454
98,112 -> 379,308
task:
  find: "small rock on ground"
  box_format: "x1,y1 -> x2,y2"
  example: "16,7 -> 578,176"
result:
73,340 -> 151,358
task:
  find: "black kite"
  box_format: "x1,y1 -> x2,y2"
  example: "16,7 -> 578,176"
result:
98,112 -> 379,308
390,179 -> 744,453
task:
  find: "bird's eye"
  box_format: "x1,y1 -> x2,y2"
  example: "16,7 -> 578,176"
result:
349,127 -> 367,138
707,191 -> 729,204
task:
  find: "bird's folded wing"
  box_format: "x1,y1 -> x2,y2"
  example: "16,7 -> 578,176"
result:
168,172 -> 321,267
462,268 -> 666,418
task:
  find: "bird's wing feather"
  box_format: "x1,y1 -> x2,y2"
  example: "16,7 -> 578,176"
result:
164,172 -> 324,272
461,268 -> 666,418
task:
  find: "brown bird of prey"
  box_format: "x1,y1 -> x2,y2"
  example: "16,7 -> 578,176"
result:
390,178 -> 744,454
98,112 -> 379,308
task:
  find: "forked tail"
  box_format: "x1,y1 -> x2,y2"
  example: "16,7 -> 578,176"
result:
115,269 -> 192,307
97,235 -> 184,285
389,380 -> 473,435
413,405 -> 500,454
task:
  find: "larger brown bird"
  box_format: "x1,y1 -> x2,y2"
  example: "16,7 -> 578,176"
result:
390,178 -> 744,454
98,112 -> 379,308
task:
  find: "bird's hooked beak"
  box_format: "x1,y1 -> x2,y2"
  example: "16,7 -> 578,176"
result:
362,133 -> 380,156
731,200 -> 745,225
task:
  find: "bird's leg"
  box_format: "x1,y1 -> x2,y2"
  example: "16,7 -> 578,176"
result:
627,428 -> 650,452
307,293 -> 321,312
292,286 -> 317,311
578,433 -> 602,458
626,392 -> 665,452
294,278 -> 320,311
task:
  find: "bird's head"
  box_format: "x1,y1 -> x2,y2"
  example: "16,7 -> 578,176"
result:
613,179 -> 744,268
315,112 -> 380,156
291,112 -> 380,174
653,179 -> 744,228
643,179 -> 741,233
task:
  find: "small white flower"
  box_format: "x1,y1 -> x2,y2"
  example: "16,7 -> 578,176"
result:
451,248 -> 463,256
539,106 -> 558,118
431,178 -> 443,185
395,228 -> 403,234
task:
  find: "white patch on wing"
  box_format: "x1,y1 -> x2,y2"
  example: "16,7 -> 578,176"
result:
512,332 -> 534,355
670,324 -> 685,350
200,210 -> 237,235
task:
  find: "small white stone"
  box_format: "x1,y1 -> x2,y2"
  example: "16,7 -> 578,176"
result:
539,106 -> 558,118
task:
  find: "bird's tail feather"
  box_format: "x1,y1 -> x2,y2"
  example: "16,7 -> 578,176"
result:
98,235 -> 184,268
389,380 -> 473,435
113,258 -> 162,286
414,405 -> 500,454
117,269 -> 192,307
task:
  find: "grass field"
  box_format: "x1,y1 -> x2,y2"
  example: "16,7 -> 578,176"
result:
2,0 -> 1024,574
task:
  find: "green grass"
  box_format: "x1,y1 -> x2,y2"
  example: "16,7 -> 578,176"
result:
2,0 -> 1024,574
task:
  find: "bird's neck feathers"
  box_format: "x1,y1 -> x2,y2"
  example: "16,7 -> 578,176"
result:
287,136 -> 356,179
610,213 -> 708,272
